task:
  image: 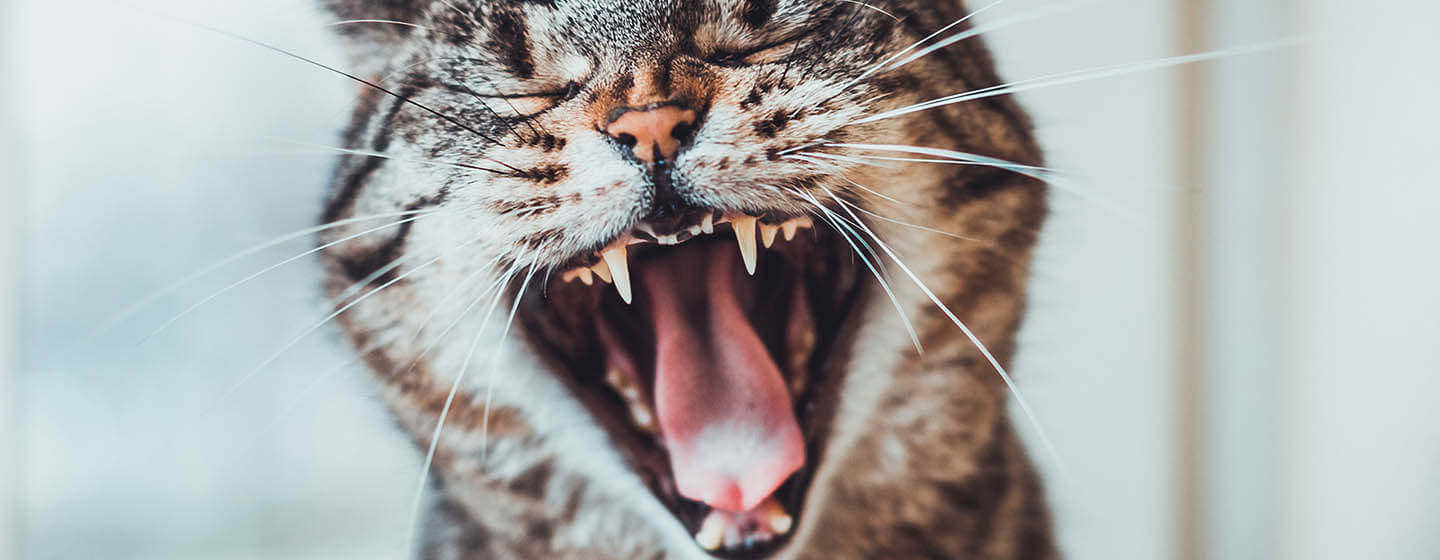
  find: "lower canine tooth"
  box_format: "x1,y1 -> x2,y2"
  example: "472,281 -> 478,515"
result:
695,513 -> 726,551
601,245 -> 633,304
733,215 -> 759,275
770,511 -> 794,535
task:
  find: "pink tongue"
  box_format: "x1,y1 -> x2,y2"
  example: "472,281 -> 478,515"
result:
643,244 -> 805,513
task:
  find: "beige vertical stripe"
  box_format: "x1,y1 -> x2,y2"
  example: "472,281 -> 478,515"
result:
1175,0 -> 1211,559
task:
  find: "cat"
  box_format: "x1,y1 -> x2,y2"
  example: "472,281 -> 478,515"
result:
318,0 -> 1056,557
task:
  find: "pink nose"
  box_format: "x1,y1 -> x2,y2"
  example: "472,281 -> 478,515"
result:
603,105 -> 697,163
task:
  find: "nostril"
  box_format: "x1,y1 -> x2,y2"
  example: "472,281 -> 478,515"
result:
670,121 -> 694,144
616,133 -> 638,148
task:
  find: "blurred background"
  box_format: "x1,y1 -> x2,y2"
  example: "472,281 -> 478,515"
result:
2,0 -> 1436,559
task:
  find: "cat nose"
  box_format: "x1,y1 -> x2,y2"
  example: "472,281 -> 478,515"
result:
603,105 -> 698,164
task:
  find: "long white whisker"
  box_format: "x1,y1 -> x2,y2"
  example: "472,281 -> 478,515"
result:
880,2 -> 1079,75
396,255 -> 513,380
832,194 -> 990,244
787,187 -> 922,353
834,0 -> 901,21
818,186 -> 1069,480
825,143 -> 1142,221
791,151 -> 901,170
281,139 -> 505,174
76,209 -> 438,346
824,143 -> 1055,179
141,212 -> 442,341
805,150 -> 1036,168
834,0 -> 1012,95
223,241 -> 469,396
328,19 -> 429,30
853,39 -> 1298,126
478,255 -> 545,458
405,254 -> 528,553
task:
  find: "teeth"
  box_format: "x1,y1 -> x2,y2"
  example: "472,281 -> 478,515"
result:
605,367 -> 656,433
591,259 -> 613,283
601,245 -> 632,304
732,215 -> 759,275
629,403 -> 655,432
693,498 -> 794,552
566,214 -> 816,291
759,223 -> 780,248
770,511 -> 794,535
694,512 -> 727,551
782,216 -> 812,241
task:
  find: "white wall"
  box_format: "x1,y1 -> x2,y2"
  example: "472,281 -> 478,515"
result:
1,0 -> 19,553
984,1 -> 1182,559
1275,1 -> 1440,558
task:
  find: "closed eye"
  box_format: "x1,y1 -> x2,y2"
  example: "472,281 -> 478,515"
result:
466,81 -> 583,118
705,33 -> 810,67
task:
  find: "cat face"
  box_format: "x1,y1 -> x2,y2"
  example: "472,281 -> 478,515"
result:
321,0 -> 1051,557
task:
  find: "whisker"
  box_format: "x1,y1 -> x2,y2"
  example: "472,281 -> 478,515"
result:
783,154 -> 905,204
817,186 -> 1070,480
174,16 -> 522,173
823,143 -> 1054,179
831,0 -> 1019,95
824,143 -> 1143,221
406,254 -> 530,553
140,212 -> 442,341
394,255 -> 512,381
76,209 -> 439,346
281,139 -> 506,174
479,256 -> 546,458
786,187 -> 922,353
790,151 -> 900,170
834,0 -> 902,22
223,238 -> 476,397
328,19 -> 429,31
831,194 -> 992,245
852,39 -> 1299,126
879,2 -> 1078,76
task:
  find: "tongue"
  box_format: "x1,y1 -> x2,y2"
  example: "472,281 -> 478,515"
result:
643,243 -> 805,513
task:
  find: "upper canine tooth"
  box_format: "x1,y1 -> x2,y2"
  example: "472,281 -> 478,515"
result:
760,223 -> 780,248
732,215 -> 759,275
700,214 -> 715,234
601,245 -> 633,304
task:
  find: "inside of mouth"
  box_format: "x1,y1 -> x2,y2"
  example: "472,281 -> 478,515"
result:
525,217 -> 860,557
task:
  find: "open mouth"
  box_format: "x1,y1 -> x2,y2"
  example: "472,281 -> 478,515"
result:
516,209 -> 864,557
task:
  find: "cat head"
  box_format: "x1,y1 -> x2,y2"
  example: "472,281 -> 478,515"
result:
320,0 -> 1046,557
